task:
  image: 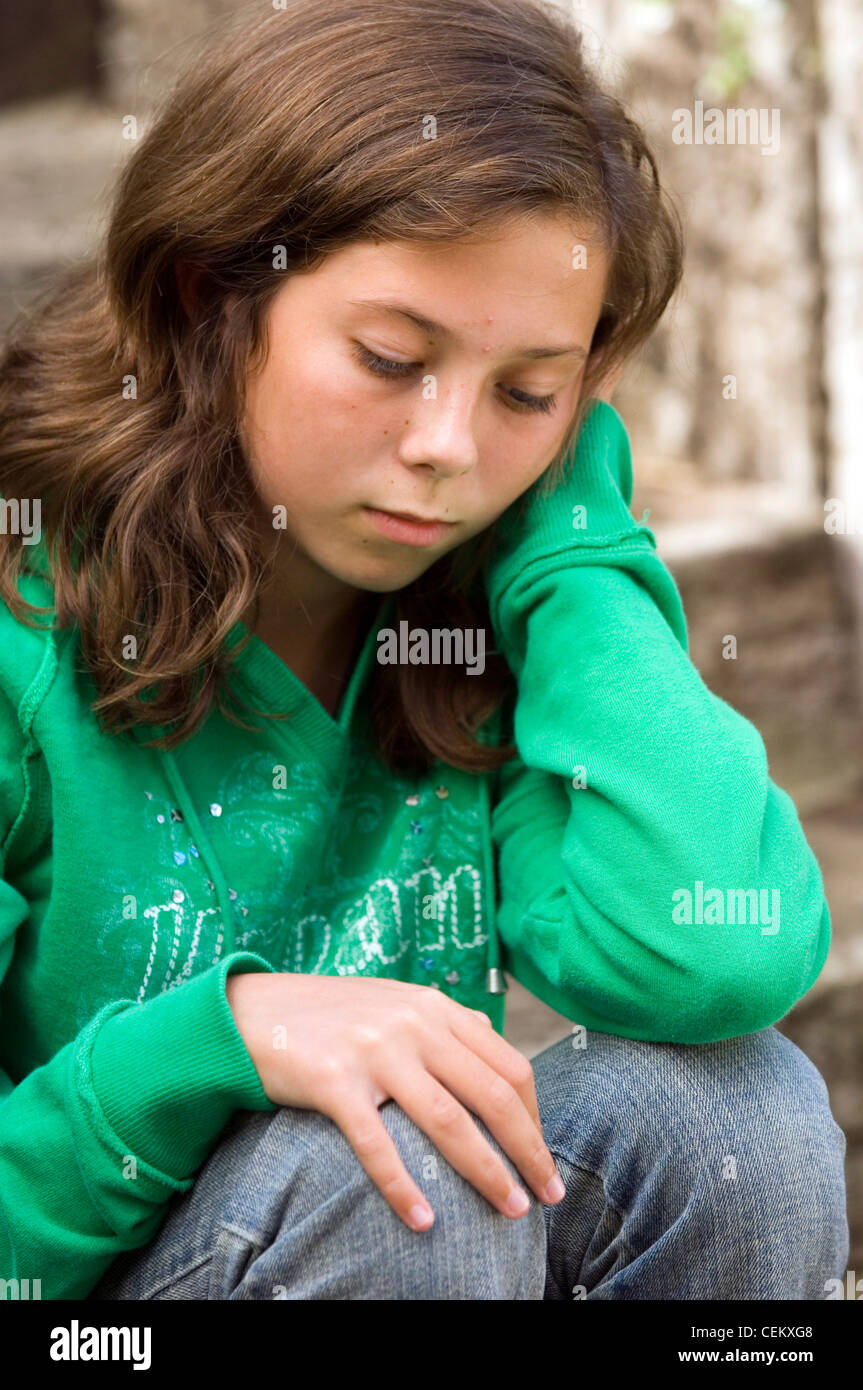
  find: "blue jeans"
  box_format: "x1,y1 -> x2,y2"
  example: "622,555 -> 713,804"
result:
89,1025 -> 848,1300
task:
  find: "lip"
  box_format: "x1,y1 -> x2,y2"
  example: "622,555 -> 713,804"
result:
363,506 -> 457,548
384,509 -> 450,524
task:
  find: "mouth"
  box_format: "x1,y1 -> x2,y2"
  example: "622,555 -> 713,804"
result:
384,509 -> 451,524
363,506 -> 458,548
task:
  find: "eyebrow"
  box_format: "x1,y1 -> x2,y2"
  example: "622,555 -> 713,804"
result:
347,297 -> 589,361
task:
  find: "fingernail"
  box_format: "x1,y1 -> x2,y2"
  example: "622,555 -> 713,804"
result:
504,1187 -> 531,1217
544,1174 -> 566,1203
408,1203 -> 434,1230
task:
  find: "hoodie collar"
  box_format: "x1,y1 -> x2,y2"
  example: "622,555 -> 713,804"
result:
222,591 -> 396,778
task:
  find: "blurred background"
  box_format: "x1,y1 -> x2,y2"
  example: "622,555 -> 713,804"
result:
1,0 -> 861,1270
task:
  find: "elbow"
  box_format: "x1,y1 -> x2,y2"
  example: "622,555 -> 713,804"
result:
671,894 -> 832,1043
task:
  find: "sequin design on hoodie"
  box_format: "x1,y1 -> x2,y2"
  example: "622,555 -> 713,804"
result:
89,736 -> 492,1010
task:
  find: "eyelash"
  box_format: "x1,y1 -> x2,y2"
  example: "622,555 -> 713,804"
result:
351,342 -> 558,416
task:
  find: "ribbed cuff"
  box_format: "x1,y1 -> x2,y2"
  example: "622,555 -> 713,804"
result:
89,950 -> 280,1179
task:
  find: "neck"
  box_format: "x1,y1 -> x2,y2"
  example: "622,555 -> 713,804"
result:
240,525 -> 381,672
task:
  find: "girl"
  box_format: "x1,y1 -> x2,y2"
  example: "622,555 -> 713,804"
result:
0,0 -> 847,1301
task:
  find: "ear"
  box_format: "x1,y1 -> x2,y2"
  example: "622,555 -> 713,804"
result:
175,261 -> 207,320
592,354 -> 625,404
584,337 -> 624,405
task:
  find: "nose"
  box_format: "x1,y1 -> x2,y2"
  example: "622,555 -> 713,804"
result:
395,378 -> 479,479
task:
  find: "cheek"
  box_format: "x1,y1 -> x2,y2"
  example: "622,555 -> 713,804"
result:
487,450 -> 552,513
278,345 -> 383,446
243,353 -> 339,466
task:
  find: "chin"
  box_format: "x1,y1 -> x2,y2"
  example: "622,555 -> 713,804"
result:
327,552 -> 437,594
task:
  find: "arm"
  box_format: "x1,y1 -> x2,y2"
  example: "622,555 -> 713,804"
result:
484,400 -> 830,1043
0,686 -> 278,1299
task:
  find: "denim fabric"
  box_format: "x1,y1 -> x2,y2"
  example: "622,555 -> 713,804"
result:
89,1025 -> 849,1300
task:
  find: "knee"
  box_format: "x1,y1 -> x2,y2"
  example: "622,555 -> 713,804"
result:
369,1099 -> 548,1297
669,1025 -> 847,1185
538,1023 -> 842,1151
534,1024 -> 847,1223
221,1102 -> 547,1299
531,1026 -> 849,1299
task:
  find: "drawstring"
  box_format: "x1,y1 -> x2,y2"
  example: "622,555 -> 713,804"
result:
158,744 -> 239,960
473,701 -> 508,997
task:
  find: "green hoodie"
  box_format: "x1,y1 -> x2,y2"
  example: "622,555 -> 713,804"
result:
0,402 -> 830,1298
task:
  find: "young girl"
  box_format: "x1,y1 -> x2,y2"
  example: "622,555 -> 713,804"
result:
0,0 -> 847,1301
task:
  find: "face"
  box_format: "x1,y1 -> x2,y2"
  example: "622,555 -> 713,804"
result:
238,211 -> 609,602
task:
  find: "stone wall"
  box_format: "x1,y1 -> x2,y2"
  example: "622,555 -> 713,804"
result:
576,0 -> 826,493
99,0 -> 247,112
817,0 -> 863,699
0,0 -> 102,106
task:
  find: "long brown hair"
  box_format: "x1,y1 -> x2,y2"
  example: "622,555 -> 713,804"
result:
0,0 -> 682,776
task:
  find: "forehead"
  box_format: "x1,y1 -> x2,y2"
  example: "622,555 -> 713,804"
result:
278,212 -> 609,343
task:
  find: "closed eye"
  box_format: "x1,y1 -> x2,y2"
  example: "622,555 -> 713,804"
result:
351,343 -> 558,416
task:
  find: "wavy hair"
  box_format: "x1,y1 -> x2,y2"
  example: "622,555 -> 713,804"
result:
0,0 -> 683,775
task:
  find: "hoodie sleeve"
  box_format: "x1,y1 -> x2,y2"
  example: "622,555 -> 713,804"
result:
0,685 -> 279,1300
483,401 -> 831,1044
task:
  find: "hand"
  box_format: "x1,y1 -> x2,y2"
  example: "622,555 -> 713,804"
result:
226,971 -> 565,1232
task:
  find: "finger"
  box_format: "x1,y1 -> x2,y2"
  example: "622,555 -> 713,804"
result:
449,1007 -> 543,1135
387,1065 -> 537,1219
329,1096 -> 436,1234
423,1036 -> 561,1206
